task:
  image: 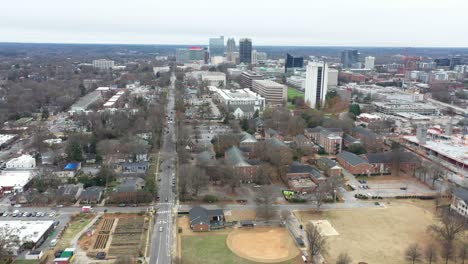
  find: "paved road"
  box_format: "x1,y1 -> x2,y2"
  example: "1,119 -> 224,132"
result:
149,73 -> 177,264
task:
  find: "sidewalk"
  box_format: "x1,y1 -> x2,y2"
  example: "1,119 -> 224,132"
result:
70,213 -> 103,264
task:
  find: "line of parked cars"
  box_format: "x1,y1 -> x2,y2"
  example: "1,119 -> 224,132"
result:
1,210 -> 56,217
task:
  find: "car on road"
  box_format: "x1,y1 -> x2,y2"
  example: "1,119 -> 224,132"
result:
50,239 -> 58,247
165,197 -> 168,202
118,203 -> 126,207
14,204 -> 22,208
96,252 -> 106,260
2,212 -> 8,217
56,204 -> 64,208
49,211 -> 56,217
159,226 -> 163,232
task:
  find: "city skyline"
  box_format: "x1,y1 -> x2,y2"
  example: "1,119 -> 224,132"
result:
1,0 -> 467,47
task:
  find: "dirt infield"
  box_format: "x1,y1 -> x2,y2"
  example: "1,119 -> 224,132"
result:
226,227 -> 300,263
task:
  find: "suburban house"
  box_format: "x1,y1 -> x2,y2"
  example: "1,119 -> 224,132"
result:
79,186 -> 104,204
57,184 -> 83,203
189,206 -> 225,231
316,157 -> 343,177
116,177 -> 146,192
336,151 -> 372,175
283,162 -> 324,193
264,128 -> 283,141
119,161 -> 150,174
451,187 -> 468,217
225,146 -> 258,183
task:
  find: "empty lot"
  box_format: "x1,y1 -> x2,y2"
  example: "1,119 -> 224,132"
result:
295,201 -> 437,264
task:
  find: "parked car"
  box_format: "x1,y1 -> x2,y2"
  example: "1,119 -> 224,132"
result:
96,252 -> 106,260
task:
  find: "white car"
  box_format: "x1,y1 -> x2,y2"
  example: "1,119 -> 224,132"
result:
49,211 -> 56,217
14,204 -> 22,208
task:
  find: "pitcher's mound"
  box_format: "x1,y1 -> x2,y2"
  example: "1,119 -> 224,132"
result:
226,227 -> 300,263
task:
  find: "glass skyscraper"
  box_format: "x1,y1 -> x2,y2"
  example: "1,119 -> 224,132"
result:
239,38 -> 252,64
209,36 -> 225,57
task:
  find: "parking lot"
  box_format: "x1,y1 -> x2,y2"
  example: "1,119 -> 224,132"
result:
352,176 -> 437,198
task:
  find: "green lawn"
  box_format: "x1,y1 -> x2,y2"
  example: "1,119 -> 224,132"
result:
287,87 -> 304,101
12,260 -> 38,264
56,214 -> 95,250
181,235 -> 297,264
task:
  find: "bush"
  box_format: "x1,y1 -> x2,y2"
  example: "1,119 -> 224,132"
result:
289,198 -> 307,203
202,195 -> 218,203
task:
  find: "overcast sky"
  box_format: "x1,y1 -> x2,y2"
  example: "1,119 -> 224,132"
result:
1,0 -> 467,47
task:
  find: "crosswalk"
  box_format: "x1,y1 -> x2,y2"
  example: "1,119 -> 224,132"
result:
156,210 -> 171,215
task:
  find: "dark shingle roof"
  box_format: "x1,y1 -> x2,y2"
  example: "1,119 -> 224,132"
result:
189,206 -> 224,226
318,157 -> 337,168
453,187 -> 468,204
337,151 -> 369,166
364,152 -> 417,164
288,162 -> 322,178
80,186 -> 104,201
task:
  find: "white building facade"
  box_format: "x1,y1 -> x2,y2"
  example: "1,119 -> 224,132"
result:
305,62 -> 329,109
6,154 -> 36,169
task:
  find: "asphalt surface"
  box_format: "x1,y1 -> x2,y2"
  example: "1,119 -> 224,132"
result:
149,73 -> 177,264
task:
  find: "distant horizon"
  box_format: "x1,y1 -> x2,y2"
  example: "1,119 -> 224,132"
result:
1,41 -> 467,49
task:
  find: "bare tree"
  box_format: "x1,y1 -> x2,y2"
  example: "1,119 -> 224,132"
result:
336,252 -> 352,264
255,186 -> 276,222
425,243 -> 438,264
305,224 -> 328,264
441,241 -> 455,264
280,209 -> 290,222
459,243 -> 468,264
429,164 -> 445,189
428,207 -> 466,249
312,184 -> 328,210
405,243 -> 422,264
0,226 -> 20,261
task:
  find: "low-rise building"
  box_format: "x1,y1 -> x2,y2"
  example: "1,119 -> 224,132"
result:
251,80 -> 287,105
189,206 -> 225,231
451,187 -> 468,217
316,157 -> 343,177
284,162 -> 324,193
0,220 -> 55,255
6,154 -> 36,169
116,177 -> 145,192
225,146 -> 258,183
336,151 -> 372,176
374,101 -> 438,115
79,186 -> 104,204
201,72 -> 226,87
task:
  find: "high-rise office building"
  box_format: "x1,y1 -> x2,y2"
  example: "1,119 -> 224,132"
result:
251,50 -> 258,65
209,36 -> 225,58
285,53 -> 304,73
305,62 -> 329,109
365,56 -> 375,69
341,49 -> 360,68
239,38 -> 252,64
226,38 -> 236,62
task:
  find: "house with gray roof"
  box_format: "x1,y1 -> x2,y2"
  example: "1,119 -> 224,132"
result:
116,177 -> 145,192
189,206 -> 225,231
283,162 -> 324,193
79,186 -> 104,204
57,184 -> 83,203
225,146 -> 258,183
